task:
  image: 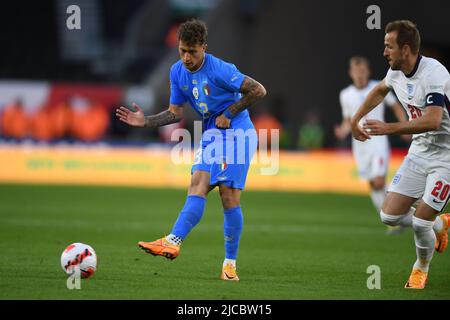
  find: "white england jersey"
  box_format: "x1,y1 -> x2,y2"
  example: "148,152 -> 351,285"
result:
385,55 -> 450,162
339,80 -> 398,179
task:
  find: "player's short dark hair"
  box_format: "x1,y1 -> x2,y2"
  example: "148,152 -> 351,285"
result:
349,56 -> 370,68
177,19 -> 208,46
385,20 -> 421,54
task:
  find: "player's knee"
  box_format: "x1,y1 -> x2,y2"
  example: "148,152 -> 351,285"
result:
189,171 -> 211,196
220,193 -> 240,209
379,210 -> 402,226
188,180 -> 208,197
221,196 -> 240,209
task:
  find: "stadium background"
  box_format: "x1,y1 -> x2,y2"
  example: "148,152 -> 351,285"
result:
1,0 -> 450,300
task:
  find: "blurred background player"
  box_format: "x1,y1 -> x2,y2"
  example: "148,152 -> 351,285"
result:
351,20 -> 450,289
115,19 -> 266,281
335,56 -> 408,234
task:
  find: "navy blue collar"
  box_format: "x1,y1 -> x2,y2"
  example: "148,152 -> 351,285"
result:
405,55 -> 422,78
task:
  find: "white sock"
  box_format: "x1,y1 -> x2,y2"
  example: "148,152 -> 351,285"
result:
396,208 -> 444,234
433,215 -> 444,234
412,216 -> 436,273
400,207 -> 414,227
166,234 -> 182,245
370,187 -> 386,212
223,259 -> 236,267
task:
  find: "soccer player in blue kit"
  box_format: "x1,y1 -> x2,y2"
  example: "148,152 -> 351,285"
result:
115,19 -> 266,281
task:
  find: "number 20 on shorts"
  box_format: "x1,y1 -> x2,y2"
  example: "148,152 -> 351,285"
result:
431,181 -> 450,201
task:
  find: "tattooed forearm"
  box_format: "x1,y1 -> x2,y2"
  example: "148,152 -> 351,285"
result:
144,110 -> 181,128
225,76 -> 267,118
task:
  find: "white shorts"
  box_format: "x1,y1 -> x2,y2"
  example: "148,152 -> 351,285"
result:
353,137 -> 389,181
388,153 -> 450,212
355,153 -> 389,181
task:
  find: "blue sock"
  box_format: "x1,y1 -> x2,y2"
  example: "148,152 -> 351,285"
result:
170,195 -> 206,240
224,206 -> 243,260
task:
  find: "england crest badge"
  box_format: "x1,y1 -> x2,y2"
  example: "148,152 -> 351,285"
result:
407,83 -> 414,100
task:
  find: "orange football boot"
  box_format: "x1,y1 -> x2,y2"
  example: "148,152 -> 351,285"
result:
435,213 -> 450,253
220,263 -> 239,281
138,237 -> 180,260
404,269 -> 428,289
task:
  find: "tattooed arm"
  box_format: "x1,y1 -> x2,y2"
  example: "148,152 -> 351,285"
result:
226,76 -> 267,117
216,76 -> 267,129
116,103 -> 183,128
143,105 -> 183,128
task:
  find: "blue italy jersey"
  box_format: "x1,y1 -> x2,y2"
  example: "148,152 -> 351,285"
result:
169,53 -> 251,130
169,53 -> 257,190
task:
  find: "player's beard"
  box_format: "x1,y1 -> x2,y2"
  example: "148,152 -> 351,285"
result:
389,57 -> 404,71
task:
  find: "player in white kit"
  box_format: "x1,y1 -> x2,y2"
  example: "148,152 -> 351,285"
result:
351,20 -> 450,289
335,56 -> 408,234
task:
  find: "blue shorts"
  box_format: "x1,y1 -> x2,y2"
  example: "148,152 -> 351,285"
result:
192,115 -> 257,190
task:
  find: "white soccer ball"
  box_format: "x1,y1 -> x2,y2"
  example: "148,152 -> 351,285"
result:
61,243 -> 97,278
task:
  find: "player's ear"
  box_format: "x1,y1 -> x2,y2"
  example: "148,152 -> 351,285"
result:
402,44 -> 410,56
203,44 -> 208,52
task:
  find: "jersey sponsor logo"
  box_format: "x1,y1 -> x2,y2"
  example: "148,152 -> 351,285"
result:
192,87 -> 199,100
192,79 -> 198,84
182,85 -> 189,91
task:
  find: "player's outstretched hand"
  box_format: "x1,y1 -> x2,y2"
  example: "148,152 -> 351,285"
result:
351,121 -> 371,141
215,114 -> 231,129
115,102 -> 145,127
362,119 -> 388,136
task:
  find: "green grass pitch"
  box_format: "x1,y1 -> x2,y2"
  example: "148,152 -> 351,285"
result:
0,183 -> 449,299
